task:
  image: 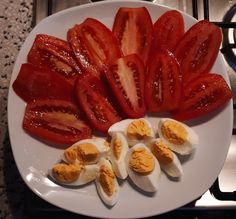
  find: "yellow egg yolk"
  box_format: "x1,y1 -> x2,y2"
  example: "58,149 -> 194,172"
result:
64,147 -> 77,164
113,138 -> 122,160
99,165 -> 115,197
161,120 -> 187,145
52,163 -> 83,183
129,147 -> 155,175
151,141 -> 174,165
77,143 -> 99,164
127,119 -> 152,140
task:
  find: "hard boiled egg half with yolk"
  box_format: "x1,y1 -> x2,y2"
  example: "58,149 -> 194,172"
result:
49,162 -> 98,186
125,143 -> 161,193
62,138 -> 110,165
109,132 -> 129,179
149,138 -> 183,178
95,157 -> 119,206
158,118 -> 199,155
108,118 -> 155,147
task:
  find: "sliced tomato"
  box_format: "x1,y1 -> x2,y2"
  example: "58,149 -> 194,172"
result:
27,34 -> 81,84
145,49 -> 182,112
68,18 -> 121,78
153,10 -> 184,52
172,74 -> 233,121
112,7 -> 153,64
105,54 -> 146,118
76,72 -> 109,98
12,63 -> 75,102
23,99 -> 92,147
174,20 -> 222,84
75,74 -> 121,132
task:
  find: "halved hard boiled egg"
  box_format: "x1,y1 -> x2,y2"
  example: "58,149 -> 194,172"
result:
62,138 -> 110,165
125,143 -> 161,193
149,138 -> 183,178
109,132 -> 129,179
157,118 -> 199,155
95,157 -> 119,206
50,162 -> 98,186
108,118 -> 155,146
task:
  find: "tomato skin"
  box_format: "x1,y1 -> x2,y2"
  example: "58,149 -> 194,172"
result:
172,74 -> 233,121
105,54 -> 146,118
145,49 -> 182,112
75,74 -> 121,132
23,99 -> 92,147
112,7 -> 153,64
174,20 -> 222,84
12,63 -> 75,103
153,10 -> 184,52
68,18 -> 121,78
27,34 -> 81,84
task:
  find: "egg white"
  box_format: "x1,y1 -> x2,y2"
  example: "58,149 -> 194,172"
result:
161,153 -> 183,178
125,143 -> 161,193
158,118 -> 199,155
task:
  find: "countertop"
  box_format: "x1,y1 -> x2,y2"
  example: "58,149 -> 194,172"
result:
0,0 -> 33,218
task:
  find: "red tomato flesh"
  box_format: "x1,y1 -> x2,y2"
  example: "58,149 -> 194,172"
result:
76,72 -> 109,98
174,20 -> 222,84
75,74 -> 121,132
172,74 -> 233,121
68,18 -> 121,78
153,10 -> 184,52
23,99 -> 92,147
145,49 -> 182,112
12,63 -> 75,103
112,7 -> 153,64
27,34 -> 81,84
105,54 -> 146,118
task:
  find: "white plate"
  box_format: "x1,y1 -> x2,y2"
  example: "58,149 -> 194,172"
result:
7,0 -> 233,218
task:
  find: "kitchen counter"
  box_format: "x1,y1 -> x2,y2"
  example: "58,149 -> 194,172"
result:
0,0 -> 33,218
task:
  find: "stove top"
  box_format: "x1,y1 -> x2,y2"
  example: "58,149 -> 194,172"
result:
27,0 -> 236,218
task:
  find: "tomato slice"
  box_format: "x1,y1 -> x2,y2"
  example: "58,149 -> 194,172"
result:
77,73 -> 109,98
27,34 -> 81,84
68,18 -> 121,78
172,74 -> 233,121
23,99 -> 92,147
75,74 -> 121,132
145,49 -> 182,112
153,10 -> 184,52
105,54 -> 146,118
12,63 -> 75,102
112,7 -> 153,64
174,20 -> 222,84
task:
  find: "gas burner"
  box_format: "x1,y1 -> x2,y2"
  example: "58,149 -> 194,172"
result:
221,4 -> 236,73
